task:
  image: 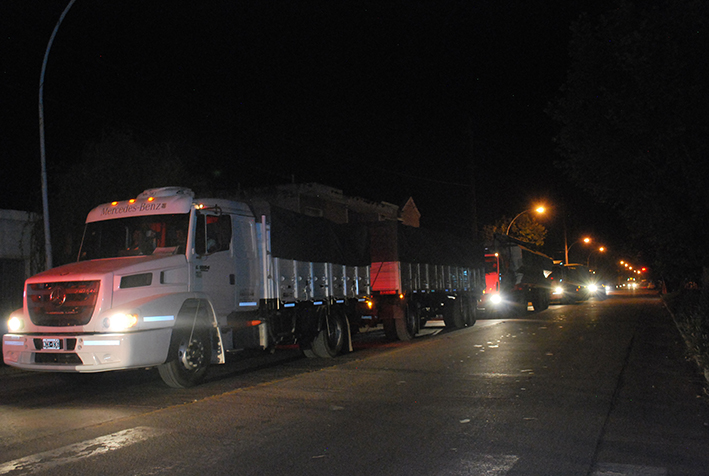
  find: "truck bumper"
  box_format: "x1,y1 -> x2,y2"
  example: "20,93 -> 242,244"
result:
2,329 -> 172,373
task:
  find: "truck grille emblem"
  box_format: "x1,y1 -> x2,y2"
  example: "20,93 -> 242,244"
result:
49,285 -> 67,307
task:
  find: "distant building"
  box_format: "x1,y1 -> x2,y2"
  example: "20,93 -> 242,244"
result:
244,182 -> 421,227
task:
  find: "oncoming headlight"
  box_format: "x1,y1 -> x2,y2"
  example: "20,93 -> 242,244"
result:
588,284 -> 598,293
103,313 -> 139,331
490,293 -> 502,305
553,286 -> 564,295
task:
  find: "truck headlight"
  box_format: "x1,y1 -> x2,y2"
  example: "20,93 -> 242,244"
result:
103,313 -> 139,331
8,316 -> 23,332
588,284 -> 598,293
490,293 -> 502,305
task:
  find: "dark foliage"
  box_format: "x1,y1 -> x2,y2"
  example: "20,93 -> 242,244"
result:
550,0 -> 709,283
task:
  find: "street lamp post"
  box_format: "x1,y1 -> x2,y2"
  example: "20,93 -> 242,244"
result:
505,206 -> 545,235
587,246 -> 606,267
565,236 -> 591,264
39,0 -> 77,270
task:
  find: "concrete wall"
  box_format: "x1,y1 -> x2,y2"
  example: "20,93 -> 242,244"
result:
1,209 -> 38,321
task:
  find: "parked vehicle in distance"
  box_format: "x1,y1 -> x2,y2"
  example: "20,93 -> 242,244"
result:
549,264 -> 592,303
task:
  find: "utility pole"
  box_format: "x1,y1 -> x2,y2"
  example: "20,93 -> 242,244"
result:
466,117 -> 478,240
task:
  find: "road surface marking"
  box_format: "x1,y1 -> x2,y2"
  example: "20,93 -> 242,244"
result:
592,463 -> 668,476
0,426 -> 162,475
444,453 -> 519,476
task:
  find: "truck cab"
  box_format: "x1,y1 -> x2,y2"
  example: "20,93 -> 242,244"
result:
2,187 -> 266,387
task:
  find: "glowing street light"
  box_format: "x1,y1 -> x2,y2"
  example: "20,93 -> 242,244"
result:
505,205 -> 546,235
587,245 -> 606,267
565,236 -> 591,264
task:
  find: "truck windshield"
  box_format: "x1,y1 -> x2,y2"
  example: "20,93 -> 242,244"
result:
485,256 -> 498,274
79,214 -> 190,261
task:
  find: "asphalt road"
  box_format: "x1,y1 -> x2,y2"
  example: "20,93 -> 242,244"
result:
1,291 -> 708,475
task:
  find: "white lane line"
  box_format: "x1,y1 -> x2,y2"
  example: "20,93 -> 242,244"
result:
592,462 -> 668,476
445,454 -> 519,476
0,426 -> 163,475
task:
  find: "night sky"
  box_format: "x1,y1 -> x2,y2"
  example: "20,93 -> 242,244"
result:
1,0 -> 625,261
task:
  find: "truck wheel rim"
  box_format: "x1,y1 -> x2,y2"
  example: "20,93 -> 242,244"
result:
178,337 -> 206,371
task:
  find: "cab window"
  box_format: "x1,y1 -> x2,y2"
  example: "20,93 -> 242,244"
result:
195,213 -> 232,255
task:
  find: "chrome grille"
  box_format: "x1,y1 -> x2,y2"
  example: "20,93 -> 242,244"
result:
27,281 -> 100,326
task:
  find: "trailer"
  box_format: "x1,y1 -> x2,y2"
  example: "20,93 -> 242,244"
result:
482,233 -> 553,316
365,221 -> 484,341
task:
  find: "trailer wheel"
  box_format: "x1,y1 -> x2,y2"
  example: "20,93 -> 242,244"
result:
395,303 -> 419,341
531,289 -> 550,312
383,318 -> 397,340
444,297 -> 465,329
158,304 -> 212,388
309,308 -> 345,358
464,297 -> 477,326
511,293 -> 529,317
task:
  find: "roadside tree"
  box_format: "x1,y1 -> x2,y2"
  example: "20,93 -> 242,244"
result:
549,0 -> 709,289
482,214 -> 547,248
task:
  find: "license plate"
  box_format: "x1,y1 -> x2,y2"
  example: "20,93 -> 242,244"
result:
42,338 -> 61,350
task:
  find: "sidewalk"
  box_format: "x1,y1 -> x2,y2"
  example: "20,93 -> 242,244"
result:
593,296 -> 709,474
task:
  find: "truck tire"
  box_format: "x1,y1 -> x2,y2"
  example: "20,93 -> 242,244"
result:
309,308 -> 345,358
395,303 -> 419,341
383,318 -> 397,341
464,297 -> 477,326
509,292 -> 528,317
444,297 -> 465,329
531,288 -> 550,312
381,302 -> 405,341
158,303 -> 212,388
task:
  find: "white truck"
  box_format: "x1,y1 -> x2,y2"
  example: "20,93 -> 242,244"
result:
2,187 -> 484,387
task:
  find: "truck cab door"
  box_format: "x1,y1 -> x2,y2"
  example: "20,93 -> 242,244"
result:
192,211 -> 235,320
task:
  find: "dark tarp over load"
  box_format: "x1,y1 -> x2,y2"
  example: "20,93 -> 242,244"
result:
259,203 -> 481,270
268,205 -> 370,266
369,221 -> 482,269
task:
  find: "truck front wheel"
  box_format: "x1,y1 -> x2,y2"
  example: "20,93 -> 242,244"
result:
159,305 -> 212,388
